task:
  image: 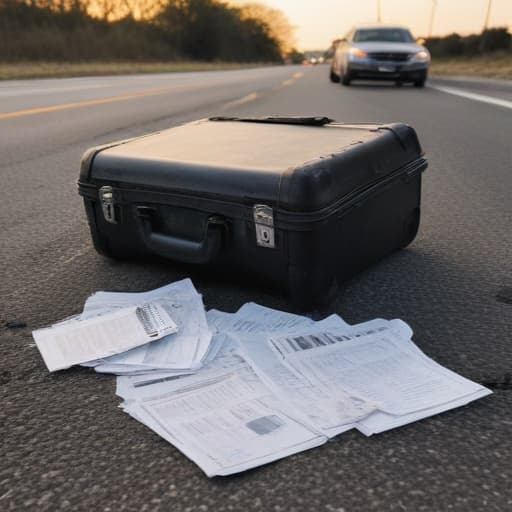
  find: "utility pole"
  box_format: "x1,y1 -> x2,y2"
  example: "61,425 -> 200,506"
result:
428,0 -> 437,37
483,0 -> 492,31
377,0 -> 381,23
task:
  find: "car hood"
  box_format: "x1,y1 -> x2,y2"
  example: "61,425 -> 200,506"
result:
353,42 -> 424,54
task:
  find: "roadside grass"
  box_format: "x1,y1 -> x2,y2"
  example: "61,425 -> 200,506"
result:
2,54 -> 511,81
0,61 -> 270,80
430,52 -> 512,80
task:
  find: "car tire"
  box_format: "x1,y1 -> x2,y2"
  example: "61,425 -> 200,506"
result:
413,71 -> 427,88
329,69 -> 340,83
341,70 -> 352,86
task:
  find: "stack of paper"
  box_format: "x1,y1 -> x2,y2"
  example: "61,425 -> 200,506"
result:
116,301 -> 491,476
80,279 -> 215,376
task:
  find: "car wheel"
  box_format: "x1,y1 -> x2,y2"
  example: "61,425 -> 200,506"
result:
329,69 -> 340,83
414,79 -> 426,88
341,70 -> 352,86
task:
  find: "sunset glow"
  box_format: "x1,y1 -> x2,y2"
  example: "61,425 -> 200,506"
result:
235,0 -> 512,49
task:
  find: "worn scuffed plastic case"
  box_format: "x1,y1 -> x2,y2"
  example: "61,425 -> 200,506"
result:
78,116 -> 427,310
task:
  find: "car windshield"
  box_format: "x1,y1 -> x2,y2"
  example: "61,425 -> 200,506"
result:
353,29 -> 414,43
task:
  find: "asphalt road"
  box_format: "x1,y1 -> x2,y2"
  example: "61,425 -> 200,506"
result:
1,65 -> 511,512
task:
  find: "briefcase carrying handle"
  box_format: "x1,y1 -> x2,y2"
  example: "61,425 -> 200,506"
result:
135,206 -> 224,264
209,116 -> 334,126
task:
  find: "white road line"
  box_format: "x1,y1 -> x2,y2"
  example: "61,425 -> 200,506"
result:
430,85 -> 512,110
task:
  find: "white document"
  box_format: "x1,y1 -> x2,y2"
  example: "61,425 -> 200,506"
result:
207,303 -> 313,334
344,320 -> 493,434
33,302 -> 178,372
208,308 -> 373,436
357,387 -> 492,435
81,279 -> 212,374
118,336 -> 324,476
117,334 -> 258,401
207,303 -> 350,336
140,373 -> 324,477
91,294 -> 209,370
237,331 -> 376,437
116,333 -> 228,401
84,279 -> 199,313
270,327 -> 490,422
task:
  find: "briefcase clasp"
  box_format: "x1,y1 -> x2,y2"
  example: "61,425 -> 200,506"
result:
99,186 -> 117,224
253,204 -> 275,249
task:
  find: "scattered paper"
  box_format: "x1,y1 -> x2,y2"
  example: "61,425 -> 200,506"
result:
33,279 -> 492,476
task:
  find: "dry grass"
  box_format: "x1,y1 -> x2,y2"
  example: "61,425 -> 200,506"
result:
430,52 -> 512,80
0,61 -> 267,80
3,55 -> 511,81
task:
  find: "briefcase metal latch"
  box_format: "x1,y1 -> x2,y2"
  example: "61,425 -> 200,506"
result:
99,186 -> 117,224
253,204 -> 275,248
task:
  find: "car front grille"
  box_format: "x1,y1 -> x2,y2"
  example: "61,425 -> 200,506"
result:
367,52 -> 412,62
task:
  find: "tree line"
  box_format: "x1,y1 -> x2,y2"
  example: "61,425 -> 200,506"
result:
0,0 -> 296,62
424,28 -> 511,58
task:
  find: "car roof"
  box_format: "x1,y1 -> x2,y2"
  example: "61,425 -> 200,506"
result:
353,25 -> 411,31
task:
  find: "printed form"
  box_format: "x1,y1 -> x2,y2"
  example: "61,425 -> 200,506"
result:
268,324 -> 491,434
119,337 -> 325,476
33,301 -> 177,372
80,279 -> 212,375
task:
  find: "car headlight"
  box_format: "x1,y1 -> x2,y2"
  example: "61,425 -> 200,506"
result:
412,50 -> 430,62
349,47 -> 367,58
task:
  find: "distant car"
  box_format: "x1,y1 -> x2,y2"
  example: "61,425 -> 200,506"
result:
330,25 -> 430,87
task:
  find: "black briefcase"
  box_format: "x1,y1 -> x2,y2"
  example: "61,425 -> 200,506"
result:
78,116 -> 427,310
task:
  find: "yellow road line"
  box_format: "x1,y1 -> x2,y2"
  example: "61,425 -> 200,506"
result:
1,71 -> 307,120
223,92 -> 259,108
0,86 -> 185,120
281,71 -> 305,87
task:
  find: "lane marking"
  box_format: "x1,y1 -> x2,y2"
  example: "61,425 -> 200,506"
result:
430,85 -> 512,110
0,69 -> 307,120
0,86 -> 186,120
223,92 -> 259,108
281,71 -> 305,87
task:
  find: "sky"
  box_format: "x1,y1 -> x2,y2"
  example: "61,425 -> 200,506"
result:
242,0 -> 512,50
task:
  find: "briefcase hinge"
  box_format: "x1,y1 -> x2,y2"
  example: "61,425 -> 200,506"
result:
99,186 -> 117,224
253,204 -> 275,248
